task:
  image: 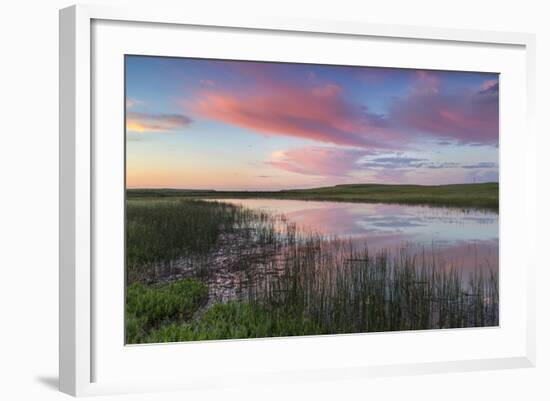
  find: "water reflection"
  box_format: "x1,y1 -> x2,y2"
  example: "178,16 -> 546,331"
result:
210,198 -> 499,275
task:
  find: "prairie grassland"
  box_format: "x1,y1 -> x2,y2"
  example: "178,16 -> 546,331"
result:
126,198 -> 498,344
127,182 -> 498,211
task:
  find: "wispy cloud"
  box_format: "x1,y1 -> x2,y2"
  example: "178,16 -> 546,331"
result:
268,148 -> 498,180
479,80 -> 499,94
362,156 -> 426,169
126,111 -> 192,133
126,98 -> 142,109
125,56 -> 500,187
466,169 -> 498,183
190,75 -> 395,150
461,162 -> 498,169
188,67 -> 498,150
361,156 -> 459,170
388,71 -> 499,146
269,147 -> 372,177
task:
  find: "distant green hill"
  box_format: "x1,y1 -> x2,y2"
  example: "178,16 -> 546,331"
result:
127,182 -> 498,210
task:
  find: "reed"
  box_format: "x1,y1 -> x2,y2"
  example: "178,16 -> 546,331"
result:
125,198 -> 499,344
253,241 -> 499,335
126,198 -> 272,283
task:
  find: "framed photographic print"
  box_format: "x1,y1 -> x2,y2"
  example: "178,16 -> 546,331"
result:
59,4 -> 536,396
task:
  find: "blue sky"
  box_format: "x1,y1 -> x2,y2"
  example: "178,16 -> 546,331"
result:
126,56 -> 499,190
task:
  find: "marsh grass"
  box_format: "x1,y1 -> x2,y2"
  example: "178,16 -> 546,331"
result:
255,241 -> 499,335
126,198 -> 499,344
126,199 -> 272,283
126,279 -> 208,343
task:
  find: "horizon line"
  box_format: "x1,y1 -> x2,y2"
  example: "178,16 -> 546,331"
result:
126,181 -> 499,192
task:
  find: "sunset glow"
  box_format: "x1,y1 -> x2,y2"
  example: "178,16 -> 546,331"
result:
126,56 -> 499,190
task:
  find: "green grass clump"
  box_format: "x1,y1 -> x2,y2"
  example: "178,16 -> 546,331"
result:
145,302 -> 322,343
126,279 -> 208,344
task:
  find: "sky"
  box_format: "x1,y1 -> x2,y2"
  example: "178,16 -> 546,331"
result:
125,56 -> 499,190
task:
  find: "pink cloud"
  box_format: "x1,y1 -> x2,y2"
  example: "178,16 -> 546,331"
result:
269,147 -> 371,177
410,70 -> 441,95
267,144 -> 495,185
126,111 -> 192,133
189,68 -> 497,149
480,79 -> 498,91
126,98 -> 142,109
190,78 -> 394,149
388,72 -> 499,145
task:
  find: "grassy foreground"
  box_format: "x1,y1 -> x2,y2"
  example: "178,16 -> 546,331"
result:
125,198 -> 499,344
127,182 -> 498,210
130,261 -> 498,344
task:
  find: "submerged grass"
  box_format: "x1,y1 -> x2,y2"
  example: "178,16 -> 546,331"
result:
126,197 -> 499,344
258,244 -> 499,334
144,249 -> 498,343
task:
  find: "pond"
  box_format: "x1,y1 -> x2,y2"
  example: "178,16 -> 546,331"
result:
126,196 -> 500,341
209,198 -> 499,277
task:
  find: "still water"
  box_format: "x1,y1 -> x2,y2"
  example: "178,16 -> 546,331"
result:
211,198 -> 499,275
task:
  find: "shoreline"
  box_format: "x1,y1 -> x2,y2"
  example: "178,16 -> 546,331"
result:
127,182 -> 499,211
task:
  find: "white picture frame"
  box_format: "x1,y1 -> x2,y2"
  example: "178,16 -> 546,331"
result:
59,4 -> 536,397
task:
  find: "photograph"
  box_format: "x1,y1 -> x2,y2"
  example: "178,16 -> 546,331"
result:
124,55 -> 499,344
